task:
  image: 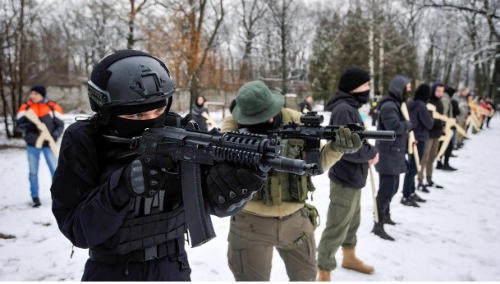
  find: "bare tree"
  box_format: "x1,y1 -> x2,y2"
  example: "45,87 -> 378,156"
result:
157,0 -> 225,111
126,0 -> 150,49
238,0 -> 267,80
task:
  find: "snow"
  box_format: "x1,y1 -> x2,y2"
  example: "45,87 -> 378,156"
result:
0,114 -> 499,281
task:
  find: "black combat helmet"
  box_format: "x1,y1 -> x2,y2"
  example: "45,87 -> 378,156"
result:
88,50 -> 175,119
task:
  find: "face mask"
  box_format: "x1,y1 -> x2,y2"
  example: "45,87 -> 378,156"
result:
241,113 -> 282,135
403,89 -> 412,102
109,112 -> 166,137
352,90 -> 370,105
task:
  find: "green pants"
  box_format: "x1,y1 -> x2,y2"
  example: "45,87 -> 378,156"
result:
227,209 -> 317,281
317,182 -> 361,271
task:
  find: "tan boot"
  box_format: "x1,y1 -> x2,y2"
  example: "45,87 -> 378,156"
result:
341,248 -> 374,274
317,269 -> 331,281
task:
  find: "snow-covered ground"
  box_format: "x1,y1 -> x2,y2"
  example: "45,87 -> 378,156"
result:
0,115 -> 499,281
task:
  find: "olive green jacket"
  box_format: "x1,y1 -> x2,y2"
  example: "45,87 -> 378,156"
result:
221,108 -> 343,217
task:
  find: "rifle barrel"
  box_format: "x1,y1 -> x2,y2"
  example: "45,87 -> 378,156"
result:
359,130 -> 396,141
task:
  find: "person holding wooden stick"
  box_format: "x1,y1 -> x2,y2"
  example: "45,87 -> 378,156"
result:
418,82 -> 445,191
16,85 -> 64,207
317,67 -> 378,281
373,75 -> 413,241
401,84 -> 434,207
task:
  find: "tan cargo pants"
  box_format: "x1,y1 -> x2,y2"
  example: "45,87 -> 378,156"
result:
227,209 -> 317,281
418,137 -> 440,184
456,120 -> 467,146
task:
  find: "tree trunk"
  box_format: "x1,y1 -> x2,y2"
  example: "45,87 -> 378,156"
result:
280,0 -> 288,94
368,0 -> 375,99
378,26 -> 384,95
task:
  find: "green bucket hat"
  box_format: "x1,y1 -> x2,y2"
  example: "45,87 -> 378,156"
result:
232,81 -> 284,125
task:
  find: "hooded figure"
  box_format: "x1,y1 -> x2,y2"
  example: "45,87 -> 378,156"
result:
408,84 -> 434,142
375,75 -> 412,175
428,82 -> 445,138
401,84 -> 434,207
372,75 -> 413,241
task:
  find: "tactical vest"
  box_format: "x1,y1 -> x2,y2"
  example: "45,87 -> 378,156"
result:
89,113 -> 187,263
254,109 -> 316,206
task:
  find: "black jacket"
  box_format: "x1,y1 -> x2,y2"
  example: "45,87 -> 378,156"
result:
428,84 -> 445,138
50,113 -> 222,250
375,76 -> 412,175
191,104 -> 209,132
408,98 -> 434,142
325,91 -> 377,188
16,99 -> 65,147
299,101 -> 312,113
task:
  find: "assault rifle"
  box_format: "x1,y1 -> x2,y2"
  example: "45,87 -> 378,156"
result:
131,126 -> 318,247
270,112 -> 396,142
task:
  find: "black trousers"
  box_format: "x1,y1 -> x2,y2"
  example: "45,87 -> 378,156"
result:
402,141 -> 425,198
376,174 -> 400,222
82,239 -> 191,281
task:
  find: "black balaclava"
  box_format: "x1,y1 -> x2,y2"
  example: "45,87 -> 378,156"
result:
240,112 -> 283,135
338,67 -> 371,106
108,99 -> 167,137
414,84 -> 431,102
352,90 -> 370,105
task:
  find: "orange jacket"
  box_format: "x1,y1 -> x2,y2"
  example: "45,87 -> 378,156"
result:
16,99 -> 65,146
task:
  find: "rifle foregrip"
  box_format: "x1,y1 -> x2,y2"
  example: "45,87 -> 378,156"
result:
359,130 -> 396,141
265,157 -> 318,175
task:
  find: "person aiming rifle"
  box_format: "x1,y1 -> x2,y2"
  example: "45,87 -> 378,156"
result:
50,50 -> 302,281
222,80 -> 362,281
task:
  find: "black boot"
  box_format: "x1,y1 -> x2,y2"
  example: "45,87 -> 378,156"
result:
32,197 -> 41,208
442,164 -> 457,171
411,193 -> 426,203
401,197 -> 420,207
436,161 -> 444,169
427,181 -> 444,189
418,183 -> 430,193
384,214 -> 397,226
372,222 -> 395,241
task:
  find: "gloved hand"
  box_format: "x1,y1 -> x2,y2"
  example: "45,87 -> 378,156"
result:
206,163 -> 266,216
330,127 -> 362,154
404,121 -> 413,132
122,154 -> 175,198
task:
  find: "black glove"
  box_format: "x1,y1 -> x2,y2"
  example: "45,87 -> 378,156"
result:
121,154 -> 174,198
404,121 -> 413,132
206,163 -> 266,216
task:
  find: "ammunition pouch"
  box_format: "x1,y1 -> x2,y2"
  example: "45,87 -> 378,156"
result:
89,207 -> 186,263
302,203 -> 320,230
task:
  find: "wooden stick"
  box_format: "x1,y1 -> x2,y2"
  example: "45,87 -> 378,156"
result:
24,109 -> 59,158
401,103 -> 421,171
369,165 -> 379,223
